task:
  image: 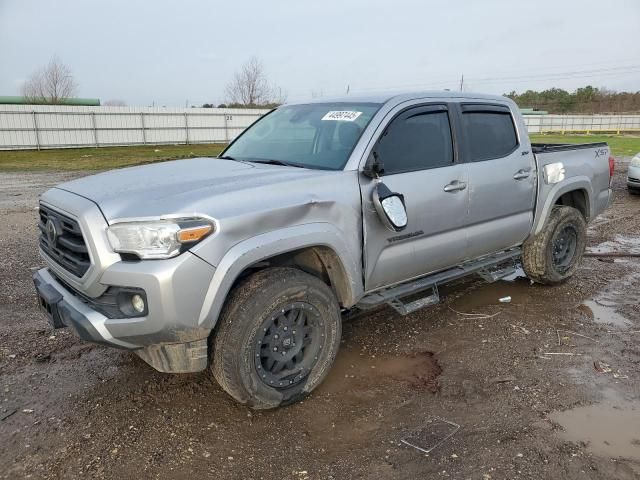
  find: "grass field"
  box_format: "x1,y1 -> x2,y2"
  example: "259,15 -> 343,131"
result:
0,144 -> 227,171
529,134 -> 640,157
0,135 -> 638,171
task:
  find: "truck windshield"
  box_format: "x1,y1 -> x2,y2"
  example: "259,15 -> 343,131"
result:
222,102 -> 381,170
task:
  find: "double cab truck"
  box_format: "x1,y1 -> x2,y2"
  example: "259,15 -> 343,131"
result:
33,92 -> 614,408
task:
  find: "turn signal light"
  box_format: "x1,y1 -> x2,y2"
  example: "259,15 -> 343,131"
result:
178,225 -> 213,243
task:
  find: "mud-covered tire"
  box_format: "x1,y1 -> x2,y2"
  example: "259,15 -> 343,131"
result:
211,267 -> 341,409
522,206 -> 587,284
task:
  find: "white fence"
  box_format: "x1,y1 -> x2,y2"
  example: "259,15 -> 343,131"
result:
524,114 -> 640,134
1,105 -> 639,151
0,105 -> 269,150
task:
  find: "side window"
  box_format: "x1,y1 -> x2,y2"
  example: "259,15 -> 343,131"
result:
462,111 -> 518,162
376,109 -> 453,175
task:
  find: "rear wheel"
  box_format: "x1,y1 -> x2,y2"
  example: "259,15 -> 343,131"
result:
522,206 -> 587,284
211,267 -> 341,409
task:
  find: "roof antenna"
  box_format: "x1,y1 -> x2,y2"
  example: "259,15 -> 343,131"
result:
459,73 -> 464,92
346,84 -> 350,95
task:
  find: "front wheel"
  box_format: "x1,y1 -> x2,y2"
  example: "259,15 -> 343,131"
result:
522,206 -> 587,284
211,267 -> 341,409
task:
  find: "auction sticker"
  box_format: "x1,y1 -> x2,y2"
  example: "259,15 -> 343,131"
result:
321,111 -> 362,121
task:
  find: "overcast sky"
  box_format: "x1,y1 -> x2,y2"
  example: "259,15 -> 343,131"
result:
1,0 -> 639,106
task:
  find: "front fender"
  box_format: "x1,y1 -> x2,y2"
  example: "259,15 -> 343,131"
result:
196,223 -> 362,329
532,175 -> 593,235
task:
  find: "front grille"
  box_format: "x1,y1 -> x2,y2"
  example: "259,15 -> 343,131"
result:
39,205 -> 90,277
629,177 -> 640,183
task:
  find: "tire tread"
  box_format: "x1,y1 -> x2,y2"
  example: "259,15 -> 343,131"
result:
522,206 -> 586,284
211,267 -> 340,409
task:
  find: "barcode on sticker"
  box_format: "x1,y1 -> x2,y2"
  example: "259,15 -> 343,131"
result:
321,111 -> 362,121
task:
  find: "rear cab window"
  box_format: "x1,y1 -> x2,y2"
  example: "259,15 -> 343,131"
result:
460,104 -> 519,161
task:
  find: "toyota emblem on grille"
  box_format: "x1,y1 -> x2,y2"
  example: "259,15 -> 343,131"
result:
46,218 -> 60,246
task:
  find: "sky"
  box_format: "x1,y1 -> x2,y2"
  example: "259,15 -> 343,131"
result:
1,0 -> 639,107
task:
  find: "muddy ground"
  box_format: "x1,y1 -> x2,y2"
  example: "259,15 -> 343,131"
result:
1,163 -> 639,480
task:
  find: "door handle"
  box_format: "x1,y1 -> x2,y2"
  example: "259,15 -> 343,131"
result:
443,180 -> 467,192
513,170 -> 530,180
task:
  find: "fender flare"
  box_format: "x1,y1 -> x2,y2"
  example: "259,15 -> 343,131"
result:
197,223 -> 362,328
532,176 -> 593,235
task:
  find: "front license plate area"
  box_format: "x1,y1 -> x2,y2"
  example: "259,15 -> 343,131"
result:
33,276 -> 65,329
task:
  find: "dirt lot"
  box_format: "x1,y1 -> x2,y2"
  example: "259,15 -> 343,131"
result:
1,163 -> 639,479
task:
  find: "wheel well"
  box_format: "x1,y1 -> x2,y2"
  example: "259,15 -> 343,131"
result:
233,246 -> 352,308
555,189 -> 589,220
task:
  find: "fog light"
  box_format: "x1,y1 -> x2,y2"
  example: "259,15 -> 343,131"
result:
131,294 -> 145,313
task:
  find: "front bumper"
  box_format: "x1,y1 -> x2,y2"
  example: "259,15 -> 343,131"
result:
34,268 -> 136,349
33,250 -> 216,372
627,178 -> 640,190
628,165 -> 640,190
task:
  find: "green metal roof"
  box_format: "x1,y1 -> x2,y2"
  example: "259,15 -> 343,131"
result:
0,96 -> 100,106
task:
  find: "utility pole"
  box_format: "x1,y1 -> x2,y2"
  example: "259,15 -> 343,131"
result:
459,74 -> 464,92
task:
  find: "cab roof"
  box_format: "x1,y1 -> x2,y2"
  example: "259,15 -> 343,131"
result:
287,90 -> 511,107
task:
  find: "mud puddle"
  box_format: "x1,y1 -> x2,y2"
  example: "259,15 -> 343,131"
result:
587,234 -> 640,255
320,348 -> 442,393
580,300 -> 632,328
447,275 -> 534,312
578,269 -> 640,329
550,390 -> 640,461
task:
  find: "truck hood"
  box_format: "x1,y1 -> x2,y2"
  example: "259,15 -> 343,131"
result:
55,157 -> 331,221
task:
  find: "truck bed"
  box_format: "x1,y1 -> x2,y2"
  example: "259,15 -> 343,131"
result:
531,142 -> 608,153
531,141 -> 612,234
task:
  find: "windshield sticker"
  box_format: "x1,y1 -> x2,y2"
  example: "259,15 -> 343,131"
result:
321,111 -> 362,122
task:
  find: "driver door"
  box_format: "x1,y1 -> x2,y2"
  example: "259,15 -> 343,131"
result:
361,104 -> 469,290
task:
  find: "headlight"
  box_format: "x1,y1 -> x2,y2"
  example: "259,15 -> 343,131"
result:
631,155 -> 640,167
107,218 -> 213,259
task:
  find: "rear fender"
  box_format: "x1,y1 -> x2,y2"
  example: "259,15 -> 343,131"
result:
532,176 -> 593,235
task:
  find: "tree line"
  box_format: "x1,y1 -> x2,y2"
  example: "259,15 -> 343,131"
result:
506,86 -> 640,114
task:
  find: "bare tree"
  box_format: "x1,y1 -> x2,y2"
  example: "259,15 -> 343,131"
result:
224,56 -> 286,107
103,99 -> 127,106
21,56 -> 78,104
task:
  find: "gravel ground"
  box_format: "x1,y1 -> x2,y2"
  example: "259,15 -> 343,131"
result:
0,164 -> 639,479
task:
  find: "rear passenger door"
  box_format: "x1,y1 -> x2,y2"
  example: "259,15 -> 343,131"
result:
458,103 -> 536,259
362,104 -> 469,290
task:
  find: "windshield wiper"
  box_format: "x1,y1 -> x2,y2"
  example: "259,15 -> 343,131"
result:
249,159 -> 306,168
218,155 -> 238,160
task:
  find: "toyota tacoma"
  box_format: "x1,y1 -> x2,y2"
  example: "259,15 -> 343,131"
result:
33,92 -> 614,408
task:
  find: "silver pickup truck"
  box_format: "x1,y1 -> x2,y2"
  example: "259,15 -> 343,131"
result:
33,92 -> 614,408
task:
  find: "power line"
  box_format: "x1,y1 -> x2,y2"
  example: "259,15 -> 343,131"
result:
287,60 -> 640,100
351,65 -> 640,93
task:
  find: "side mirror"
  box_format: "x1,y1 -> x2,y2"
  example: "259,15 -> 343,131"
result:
362,151 -> 385,178
372,182 -> 408,232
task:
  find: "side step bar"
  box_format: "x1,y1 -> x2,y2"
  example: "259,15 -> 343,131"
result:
356,248 -> 521,314
477,264 -> 517,283
387,285 -> 440,316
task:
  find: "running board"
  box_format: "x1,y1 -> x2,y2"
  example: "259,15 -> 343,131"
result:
388,286 -> 440,316
477,265 -> 517,283
356,248 -> 522,313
